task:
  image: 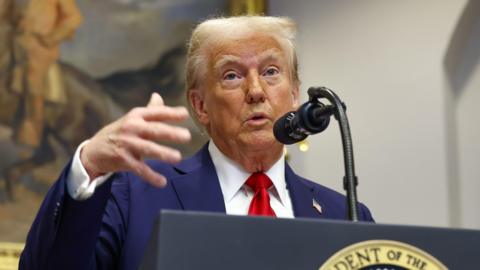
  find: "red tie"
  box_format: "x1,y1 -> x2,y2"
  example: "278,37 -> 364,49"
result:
245,172 -> 276,217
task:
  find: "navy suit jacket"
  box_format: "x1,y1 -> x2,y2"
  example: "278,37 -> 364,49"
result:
20,143 -> 373,270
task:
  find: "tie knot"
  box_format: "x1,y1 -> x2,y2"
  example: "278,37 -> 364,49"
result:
245,172 -> 273,191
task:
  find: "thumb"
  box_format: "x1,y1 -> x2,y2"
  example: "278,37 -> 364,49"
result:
147,92 -> 164,107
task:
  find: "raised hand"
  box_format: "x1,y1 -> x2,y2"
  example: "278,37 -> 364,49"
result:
80,93 -> 191,187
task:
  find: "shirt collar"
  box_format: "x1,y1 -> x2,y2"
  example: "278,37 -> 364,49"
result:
208,140 -> 288,206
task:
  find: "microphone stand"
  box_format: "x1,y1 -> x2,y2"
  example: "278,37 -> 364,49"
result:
307,87 -> 359,222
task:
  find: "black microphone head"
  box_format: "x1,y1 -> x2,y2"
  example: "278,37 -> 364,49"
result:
273,111 -> 307,145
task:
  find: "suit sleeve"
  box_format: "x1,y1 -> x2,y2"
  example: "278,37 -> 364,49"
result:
359,202 -> 375,222
19,161 -> 130,270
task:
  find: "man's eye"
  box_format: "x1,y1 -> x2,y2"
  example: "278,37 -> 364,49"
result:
263,67 -> 279,76
223,72 -> 240,81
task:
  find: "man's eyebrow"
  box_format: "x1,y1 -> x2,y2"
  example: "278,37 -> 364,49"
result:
257,48 -> 284,63
213,49 -> 284,71
214,55 -> 241,71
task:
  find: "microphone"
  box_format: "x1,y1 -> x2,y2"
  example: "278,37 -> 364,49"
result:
273,100 -> 337,144
275,86 -> 360,221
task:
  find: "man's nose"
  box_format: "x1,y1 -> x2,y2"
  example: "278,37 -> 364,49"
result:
245,71 -> 266,103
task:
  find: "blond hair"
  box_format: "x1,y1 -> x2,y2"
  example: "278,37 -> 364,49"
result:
186,15 -> 299,91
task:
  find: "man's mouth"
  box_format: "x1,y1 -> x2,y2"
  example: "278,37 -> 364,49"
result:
246,112 -> 269,125
251,115 -> 265,120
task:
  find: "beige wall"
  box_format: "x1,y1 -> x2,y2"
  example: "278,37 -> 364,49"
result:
272,1 -> 480,229
451,0 -> 480,229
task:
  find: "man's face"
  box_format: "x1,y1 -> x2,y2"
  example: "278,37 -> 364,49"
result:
191,33 -> 299,156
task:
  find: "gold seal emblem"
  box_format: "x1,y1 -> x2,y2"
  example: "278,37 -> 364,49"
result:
319,240 -> 448,270
0,242 -> 24,270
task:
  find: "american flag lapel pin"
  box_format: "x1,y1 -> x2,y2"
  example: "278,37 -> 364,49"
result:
312,198 -> 322,215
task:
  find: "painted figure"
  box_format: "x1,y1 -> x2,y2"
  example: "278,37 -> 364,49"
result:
12,0 -> 82,147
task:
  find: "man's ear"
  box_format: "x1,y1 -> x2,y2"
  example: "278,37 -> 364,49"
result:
188,89 -> 209,125
292,82 -> 300,108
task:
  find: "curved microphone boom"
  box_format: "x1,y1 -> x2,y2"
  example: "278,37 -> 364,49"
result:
274,86 -> 360,222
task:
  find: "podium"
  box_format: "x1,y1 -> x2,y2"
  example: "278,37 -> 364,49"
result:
140,210 -> 480,270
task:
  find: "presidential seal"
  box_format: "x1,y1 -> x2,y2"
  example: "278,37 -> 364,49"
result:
319,240 -> 448,270
0,242 -> 24,270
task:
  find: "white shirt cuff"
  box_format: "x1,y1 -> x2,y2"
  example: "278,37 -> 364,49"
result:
67,140 -> 112,200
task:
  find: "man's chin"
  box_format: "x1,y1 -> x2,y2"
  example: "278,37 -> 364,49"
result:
241,133 -> 281,150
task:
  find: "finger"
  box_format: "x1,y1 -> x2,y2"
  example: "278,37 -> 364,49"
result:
116,134 -> 183,164
131,121 -> 191,143
131,106 -> 189,122
119,149 -> 168,187
147,92 -> 164,107
143,106 -> 189,122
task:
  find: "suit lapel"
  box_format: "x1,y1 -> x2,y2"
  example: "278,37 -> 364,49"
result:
169,144 -> 326,218
285,164 -> 322,218
170,144 -> 226,213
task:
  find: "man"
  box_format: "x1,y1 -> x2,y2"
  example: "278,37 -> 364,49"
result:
20,16 -> 373,270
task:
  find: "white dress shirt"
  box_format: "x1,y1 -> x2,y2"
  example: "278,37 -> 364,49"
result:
67,140 -> 294,218
67,140 -> 112,200
208,142 -> 294,218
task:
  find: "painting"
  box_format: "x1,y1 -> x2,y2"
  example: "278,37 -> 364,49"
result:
0,0 -> 228,245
